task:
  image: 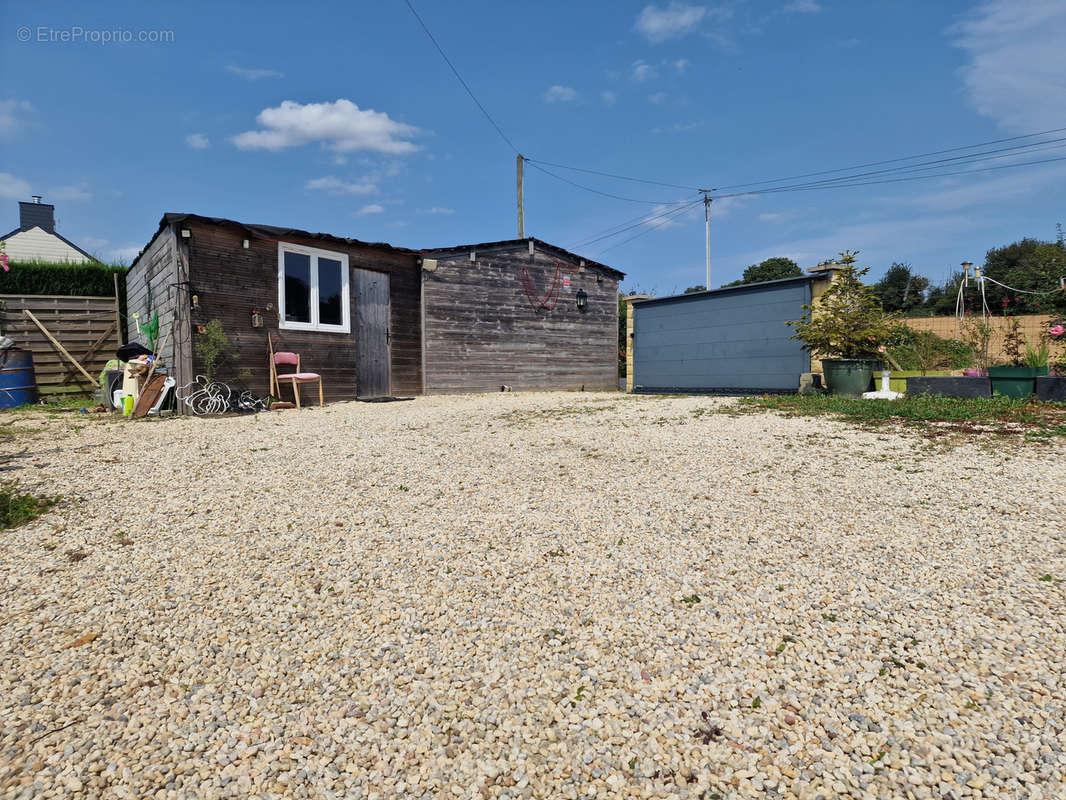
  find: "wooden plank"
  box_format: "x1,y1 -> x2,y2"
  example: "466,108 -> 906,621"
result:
61,322 -> 116,384
22,309 -> 97,385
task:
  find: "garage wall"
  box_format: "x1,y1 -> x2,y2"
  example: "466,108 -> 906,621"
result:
631,278 -> 814,393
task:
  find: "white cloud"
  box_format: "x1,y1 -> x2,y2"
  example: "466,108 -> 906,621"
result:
356,204 -> 384,215
81,236 -> 110,252
543,85 -> 579,103
673,58 -> 690,73
651,120 -> 703,133
233,99 -> 420,154
0,172 -> 32,199
632,60 -> 659,82
185,133 -> 210,149
784,0 -> 822,13
425,207 -> 454,215
952,0 -> 1066,131
601,90 -> 618,106
0,100 -> 33,136
48,184 -> 91,202
635,2 -> 708,43
226,65 -> 284,81
305,175 -> 378,195
648,91 -> 668,105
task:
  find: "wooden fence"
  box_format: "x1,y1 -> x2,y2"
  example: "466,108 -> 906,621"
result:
900,314 -> 1056,364
0,294 -> 122,396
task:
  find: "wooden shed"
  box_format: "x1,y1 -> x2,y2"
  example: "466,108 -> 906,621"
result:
421,239 -> 623,393
125,216 -> 624,407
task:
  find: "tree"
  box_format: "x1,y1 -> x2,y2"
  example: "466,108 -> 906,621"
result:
981,238 -> 1066,314
683,285 -> 706,293
787,250 -> 897,359
873,262 -> 929,313
723,257 -> 802,287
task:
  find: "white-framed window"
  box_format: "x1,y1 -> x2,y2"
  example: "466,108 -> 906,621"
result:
277,242 -> 351,333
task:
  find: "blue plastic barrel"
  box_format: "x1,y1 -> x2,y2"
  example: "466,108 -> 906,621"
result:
0,348 -> 39,409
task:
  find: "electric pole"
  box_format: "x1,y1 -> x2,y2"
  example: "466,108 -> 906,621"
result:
703,192 -> 712,290
517,154 -> 525,239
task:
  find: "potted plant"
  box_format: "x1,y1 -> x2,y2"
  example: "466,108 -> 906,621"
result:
788,250 -> 894,395
987,317 -> 1050,398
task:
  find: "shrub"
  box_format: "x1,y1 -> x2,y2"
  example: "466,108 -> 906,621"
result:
887,328 -> 974,372
788,250 -> 896,359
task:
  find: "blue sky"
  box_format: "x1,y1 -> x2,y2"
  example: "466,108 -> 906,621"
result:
2,0 -> 1064,293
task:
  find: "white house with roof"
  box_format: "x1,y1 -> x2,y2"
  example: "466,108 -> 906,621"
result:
0,197 -> 93,263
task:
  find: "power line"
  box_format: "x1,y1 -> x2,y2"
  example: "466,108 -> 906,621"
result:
523,125 -> 1066,201
596,201 -> 704,256
525,160 -> 699,205
571,198 -> 705,250
711,125 -> 1066,191
708,136 -> 1066,197
524,157 -> 706,192
403,0 -> 520,155
712,152 -> 1066,199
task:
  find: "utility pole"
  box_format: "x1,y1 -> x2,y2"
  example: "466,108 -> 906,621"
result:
703,192 -> 712,290
517,154 -> 525,239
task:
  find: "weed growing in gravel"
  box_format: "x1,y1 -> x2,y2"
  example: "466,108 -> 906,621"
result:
821,613 -> 839,622
1039,574 -> 1063,583
680,594 -> 701,604
0,482 -> 60,529
751,697 -> 762,709
734,394 -> 1066,441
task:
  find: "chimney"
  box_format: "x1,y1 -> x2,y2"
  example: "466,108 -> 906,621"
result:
19,198 -> 55,233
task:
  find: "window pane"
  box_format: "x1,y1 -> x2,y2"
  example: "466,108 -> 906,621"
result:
283,251 -> 311,323
318,257 -> 344,326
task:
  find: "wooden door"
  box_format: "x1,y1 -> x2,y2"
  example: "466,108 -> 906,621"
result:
352,268 -> 391,397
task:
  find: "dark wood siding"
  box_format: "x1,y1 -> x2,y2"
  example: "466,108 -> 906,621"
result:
184,221 -> 422,401
125,224 -> 192,391
422,244 -> 619,393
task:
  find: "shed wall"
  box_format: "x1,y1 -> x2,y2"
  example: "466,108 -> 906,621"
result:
632,281 -> 812,392
125,224 -> 186,388
422,246 -> 618,393
183,221 -> 422,400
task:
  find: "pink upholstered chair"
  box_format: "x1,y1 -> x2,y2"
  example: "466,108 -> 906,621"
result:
269,350 -> 323,408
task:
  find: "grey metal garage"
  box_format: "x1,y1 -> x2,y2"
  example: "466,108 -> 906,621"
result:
629,274 -> 828,393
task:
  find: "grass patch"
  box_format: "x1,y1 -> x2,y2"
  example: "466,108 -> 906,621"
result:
734,394 -> 1066,440
0,482 -> 60,529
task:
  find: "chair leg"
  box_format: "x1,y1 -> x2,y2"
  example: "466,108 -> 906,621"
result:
318,379 -> 324,407
291,378 -> 301,409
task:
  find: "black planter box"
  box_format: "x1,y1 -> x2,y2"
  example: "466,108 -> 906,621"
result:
1036,376 -> 1066,402
907,376 -> 992,398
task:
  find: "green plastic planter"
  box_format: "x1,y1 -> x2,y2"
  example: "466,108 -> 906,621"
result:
821,358 -> 883,396
987,365 -> 1049,398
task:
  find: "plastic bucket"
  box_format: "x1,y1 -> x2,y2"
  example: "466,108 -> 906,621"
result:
0,348 -> 39,409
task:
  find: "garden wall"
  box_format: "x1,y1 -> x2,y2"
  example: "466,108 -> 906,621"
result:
900,314 -> 1056,364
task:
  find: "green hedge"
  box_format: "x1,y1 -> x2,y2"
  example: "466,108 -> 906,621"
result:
0,260 -> 126,297
1,260 -> 129,341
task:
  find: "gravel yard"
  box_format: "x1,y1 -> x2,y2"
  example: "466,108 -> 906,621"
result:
2,391 -> 1064,800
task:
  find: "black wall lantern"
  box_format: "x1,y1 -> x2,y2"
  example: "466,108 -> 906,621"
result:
576,289 -> 588,311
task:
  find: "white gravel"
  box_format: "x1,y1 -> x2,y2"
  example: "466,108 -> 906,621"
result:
1,392 -> 1064,800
